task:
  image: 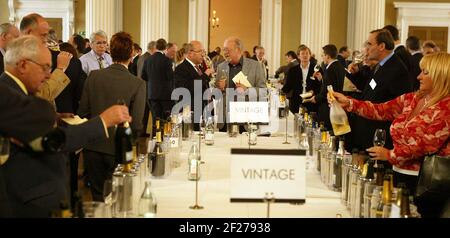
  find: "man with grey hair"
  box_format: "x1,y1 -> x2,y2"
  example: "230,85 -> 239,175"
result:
215,37 -> 267,131
0,23 -> 20,73
20,13 -> 73,105
0,35 -> 132,217
137,40 -> 156,79
80,30 -> 113,75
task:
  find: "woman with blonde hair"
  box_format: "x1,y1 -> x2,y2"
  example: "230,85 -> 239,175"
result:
331,52 -> 450,217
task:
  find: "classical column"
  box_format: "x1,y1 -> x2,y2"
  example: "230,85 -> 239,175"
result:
347,0 -> 385,51
188,0 -> 209,48
86,0 -> 123,39
140,0 -> 169,47
261,0 -> 282,76
301,0 -> 330,57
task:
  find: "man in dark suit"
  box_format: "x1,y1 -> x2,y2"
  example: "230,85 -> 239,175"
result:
275,51 -> 299,79
137,41 -> 156,79
350,29 -> 412,153
0,35 -> 132,217
128,43 -> 142,76
282,45 -> 320,114
78,32 -> 146,201
174,40 -> 213,130
252,46 -> 269,80
406,35 -> 423,91
0,23 -> 20,74
307,44 -> 346,129
337,46 -> 351,68
383,25 -> 413,82
142,38 -> 174,121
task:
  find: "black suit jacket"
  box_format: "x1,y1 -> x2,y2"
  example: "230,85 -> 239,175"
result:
142,52 -> 174,100
0,51 -> 4,74
174,60 -> 211,114
282,63 -> 321,114
0,73 -> 107,217
128,55 -> 139,76
55,57 -> 86,113
337,55 -> 348,68
410,52 -> 423,91
78,64 -> 146,155
315,61 -> 347,128
352,54 -> 412,151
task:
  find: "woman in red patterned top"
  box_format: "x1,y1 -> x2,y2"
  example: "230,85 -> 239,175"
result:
331,53 -> 450,217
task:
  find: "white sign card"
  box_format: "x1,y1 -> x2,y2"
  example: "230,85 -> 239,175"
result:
229,102 -> 269,124
230,149 -> 306,203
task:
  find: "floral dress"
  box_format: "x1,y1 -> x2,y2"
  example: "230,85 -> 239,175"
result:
347,93 -> 450,175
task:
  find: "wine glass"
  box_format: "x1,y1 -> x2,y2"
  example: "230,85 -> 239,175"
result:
103,179 -> 118,217
310,64 -> 321,80
353,52 -> 364,64
373,129 -> 386,166
0,137 -> 10,166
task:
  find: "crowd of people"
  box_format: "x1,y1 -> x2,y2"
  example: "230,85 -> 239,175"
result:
0,12 -> 448,218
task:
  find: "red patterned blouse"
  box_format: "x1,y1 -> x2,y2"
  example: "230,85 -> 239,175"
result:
347,93 -> 450,175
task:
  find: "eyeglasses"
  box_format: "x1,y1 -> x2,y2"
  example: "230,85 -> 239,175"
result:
190,49 -> 203,54
94,41 -> 108,45
26,59 -> 52,73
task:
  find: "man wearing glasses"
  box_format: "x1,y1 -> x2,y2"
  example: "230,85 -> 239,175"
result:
0,36 -> 132,217
174,41 -> 215,130
80,30 -> 113,75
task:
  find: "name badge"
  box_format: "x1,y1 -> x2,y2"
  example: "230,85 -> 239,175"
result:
370,79 -> 377,90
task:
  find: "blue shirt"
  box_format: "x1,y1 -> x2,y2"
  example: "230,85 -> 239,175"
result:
80,50 -> 113,75
379,51 -> 395,67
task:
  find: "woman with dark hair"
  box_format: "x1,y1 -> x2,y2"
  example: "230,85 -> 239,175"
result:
78,32 -> 146,201
69,34 -> 86,58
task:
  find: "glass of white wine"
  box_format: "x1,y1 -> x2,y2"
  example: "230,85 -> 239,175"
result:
0,136 -> 10,166
372,129 -> 386,166
310,64 -> 321,80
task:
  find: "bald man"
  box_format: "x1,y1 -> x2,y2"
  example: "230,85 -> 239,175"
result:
0,23 -> 20,74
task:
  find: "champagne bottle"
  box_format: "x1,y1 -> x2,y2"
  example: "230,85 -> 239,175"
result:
115,121 -> 133,165
376,174 -> 392,218
400,187 -> 411,218
248,123 -> 257,146
188,142 -> 200,181
333,138 -> 345,191
327,86 -> 351,136
138,180 -> 157,218
151,126 -> 165,177
205,117 -> 215,146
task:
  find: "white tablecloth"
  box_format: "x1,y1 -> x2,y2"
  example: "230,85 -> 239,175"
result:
149,133 -> 350,218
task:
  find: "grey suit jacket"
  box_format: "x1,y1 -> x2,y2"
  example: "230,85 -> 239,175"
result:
215,57 -> 267,128
78,64 -> 146,155
216,57 -> 267,90
137,52 -> 151,79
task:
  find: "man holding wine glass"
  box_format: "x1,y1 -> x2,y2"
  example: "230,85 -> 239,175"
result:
330,52 -> 450,217
281,45 -> 320,114
304,44 -> 346,130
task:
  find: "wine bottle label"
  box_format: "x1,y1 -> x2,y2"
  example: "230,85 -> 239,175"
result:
125,151 -> 133,163
189,160 -> 198,175
170,137 -> 179,148
390,204 -> 401,218
205,132 -> 214,141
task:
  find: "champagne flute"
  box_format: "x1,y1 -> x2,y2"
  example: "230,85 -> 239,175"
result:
373,129 -> 386,166
0,136 -> 10,166
310,64 -> 321,80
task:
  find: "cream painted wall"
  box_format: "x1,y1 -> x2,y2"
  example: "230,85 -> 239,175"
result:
169,0 -> 189,45
385,0 -> 450,26
329,0 -> 348,48
280,0 -> 301,64
209,0 -> 261,53
0,0 -> 9,24
123,0 -> 141,45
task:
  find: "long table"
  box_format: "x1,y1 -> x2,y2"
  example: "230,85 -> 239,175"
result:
149,132 -> 350,218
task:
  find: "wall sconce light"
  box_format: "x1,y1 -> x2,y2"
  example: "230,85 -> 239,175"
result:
211,10 -> 219,28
